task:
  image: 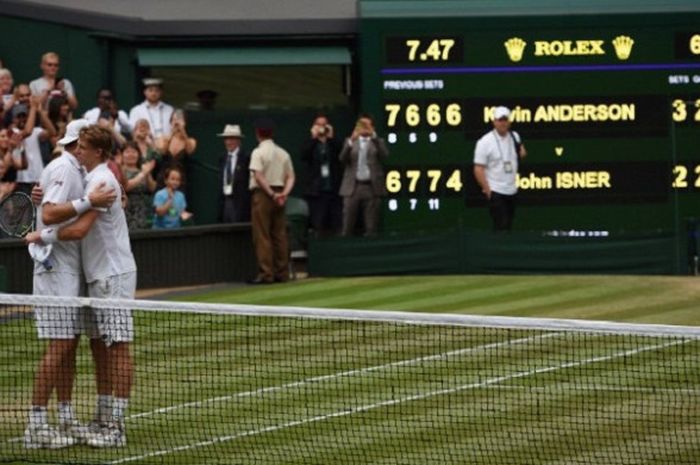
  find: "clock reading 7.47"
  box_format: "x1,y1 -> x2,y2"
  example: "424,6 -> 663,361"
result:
385,37 -> 464,64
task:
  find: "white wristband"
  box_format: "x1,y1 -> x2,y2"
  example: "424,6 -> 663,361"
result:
40,228 -> 59,244
71,197 -> 91,215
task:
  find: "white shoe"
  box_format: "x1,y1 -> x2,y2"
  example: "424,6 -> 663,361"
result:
24,423 -> 77,449
59,419 -> 93,444
87,422 -> 125,448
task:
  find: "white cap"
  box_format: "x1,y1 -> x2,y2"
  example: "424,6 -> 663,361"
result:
142,77 -> 164,87
217,124 -> 244,138
57,119 -> 90,146
493,106 -> 511,120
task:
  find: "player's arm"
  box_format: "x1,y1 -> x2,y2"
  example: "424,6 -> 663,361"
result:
42,182 -> 117,225
25,210 -> 99,245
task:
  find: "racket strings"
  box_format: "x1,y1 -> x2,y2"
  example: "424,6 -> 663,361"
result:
0,194 -> 34,236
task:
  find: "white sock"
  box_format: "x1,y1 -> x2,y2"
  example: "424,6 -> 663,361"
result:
57,401 -> 75,425
29,406 -> 48,427
111,397 -> 129,424
96,395 -> 113,423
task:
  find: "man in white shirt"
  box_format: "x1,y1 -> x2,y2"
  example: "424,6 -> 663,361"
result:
128,78 -> 173,139
28,125 -> 137,448
473,106 -> 527,231
83,88 -> 131,135
29,52 -> 78,110
23,119 -> 117,449
12,98 -> 55,194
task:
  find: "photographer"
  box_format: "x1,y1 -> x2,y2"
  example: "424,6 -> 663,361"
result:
301,114 -> 343,236
339,114 -> 389,237
29,52 -> 78,110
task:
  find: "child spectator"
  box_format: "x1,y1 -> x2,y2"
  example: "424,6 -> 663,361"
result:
152,166 -> 192,229
122,141 -> 156,230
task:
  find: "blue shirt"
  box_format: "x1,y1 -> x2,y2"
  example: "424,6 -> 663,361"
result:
152,188 -> 187,229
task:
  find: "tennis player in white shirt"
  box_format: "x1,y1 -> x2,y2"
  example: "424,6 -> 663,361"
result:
23,119 -> 117,449
27,125 -> 137,448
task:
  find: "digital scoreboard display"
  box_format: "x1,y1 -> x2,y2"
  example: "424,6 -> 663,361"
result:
359,11 -> 700,233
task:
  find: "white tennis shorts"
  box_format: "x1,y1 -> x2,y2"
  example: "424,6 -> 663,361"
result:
85,271 -> 137,346
33,272 -> 84,339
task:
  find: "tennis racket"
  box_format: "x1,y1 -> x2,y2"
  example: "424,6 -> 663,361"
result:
0,191 -> 36,238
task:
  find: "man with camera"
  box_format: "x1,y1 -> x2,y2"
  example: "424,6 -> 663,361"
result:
301,114 -> 343,236
339,114 -> 389,237
29,52 -> 79,111
83,89 -> 131,137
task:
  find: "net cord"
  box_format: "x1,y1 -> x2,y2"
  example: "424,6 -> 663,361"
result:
2,292 -> 699,338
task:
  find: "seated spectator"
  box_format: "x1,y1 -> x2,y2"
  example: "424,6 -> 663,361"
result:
84,88 -> 131,136
153,166 -> 192,229
29,52 -> 78,110
122,141 -> 156,230
11,97 -> 55,194
129,78 -> 173,139
0,68 -> 14,114
155,109 -> 196,186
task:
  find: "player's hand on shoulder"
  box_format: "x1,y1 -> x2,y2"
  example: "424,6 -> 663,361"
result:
88,182 -> 118,208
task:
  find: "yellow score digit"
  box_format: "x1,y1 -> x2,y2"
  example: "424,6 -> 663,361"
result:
426,104 -> 441,126
405,104 -> 420,127
406,170 -> 421,192
691,34 -> 700,55
386,170 -> 402,193
446,103 -> 462,126
695,99 -> 700,122
385,104 -> 401,127
673,165 -> 688,188
446,170 -> 463,192
672,99 -> 687,122
427,170 -> 442,192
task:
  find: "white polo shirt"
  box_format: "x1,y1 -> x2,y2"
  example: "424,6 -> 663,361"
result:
84,107 -> 131,134
473,129 -> 521,196
35,150 -> 84,274
29,77 -> 76,99
16,127 -> 44,183
81,163 -> 136,283
128,101 -> 173,138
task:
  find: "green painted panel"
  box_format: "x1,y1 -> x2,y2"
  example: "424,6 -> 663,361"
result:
137,47 -> 352,67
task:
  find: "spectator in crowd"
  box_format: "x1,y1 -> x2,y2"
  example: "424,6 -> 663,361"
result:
29,52 -> 78,110
97,111 -> 127,148
0,156 -> 16,201
217,124 -> 250,223
84,88 -> 131,136
3,83 -> 31,127
152,166 -> 192,229
473,106 -> 527,232
12,97 -> 55,194
0,127 -> 27,173
301,114 -> 343,236
155,109 -> 196,186
47,94 -> 72,153
129,78 -> 173,139
339,114 -> 389,237
249,118 -> 295,284
132,118 -> 160,162
122,141 -> 156,230
0,68 -> 14,113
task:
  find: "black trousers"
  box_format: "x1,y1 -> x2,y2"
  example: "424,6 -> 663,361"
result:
489,192 -> 516,231
308,192 -> 342,236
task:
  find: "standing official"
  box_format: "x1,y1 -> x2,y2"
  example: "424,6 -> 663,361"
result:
339,114 -> 389,237
128,78 -> 173,139
217,124 -> 250,223
249,119 -> 295,284
473,106 -> 527,231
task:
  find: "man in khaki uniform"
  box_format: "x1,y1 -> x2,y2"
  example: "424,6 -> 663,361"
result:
249,119 -> 295,284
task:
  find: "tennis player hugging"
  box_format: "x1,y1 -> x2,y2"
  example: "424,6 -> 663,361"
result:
25,120 -> 136,449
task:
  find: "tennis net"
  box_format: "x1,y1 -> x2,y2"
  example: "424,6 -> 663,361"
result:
0,293 -> 698,464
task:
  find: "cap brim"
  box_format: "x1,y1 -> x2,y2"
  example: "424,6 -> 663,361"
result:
57,135 -> 78,145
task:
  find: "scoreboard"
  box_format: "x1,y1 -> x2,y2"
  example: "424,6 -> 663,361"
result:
359,9 -> 700,233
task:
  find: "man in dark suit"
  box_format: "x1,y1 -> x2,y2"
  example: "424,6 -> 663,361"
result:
301,114 -> 343,236
339,114 -> 389,236
217,124 -> 251,223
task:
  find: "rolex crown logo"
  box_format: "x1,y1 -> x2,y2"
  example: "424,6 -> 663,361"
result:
612,35 -> 634,60
504,37 -> 527,62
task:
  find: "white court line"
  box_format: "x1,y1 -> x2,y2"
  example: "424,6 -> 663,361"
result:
6,332 -> 559,443
109,338 -> 690,464
128,332 -> 560,420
